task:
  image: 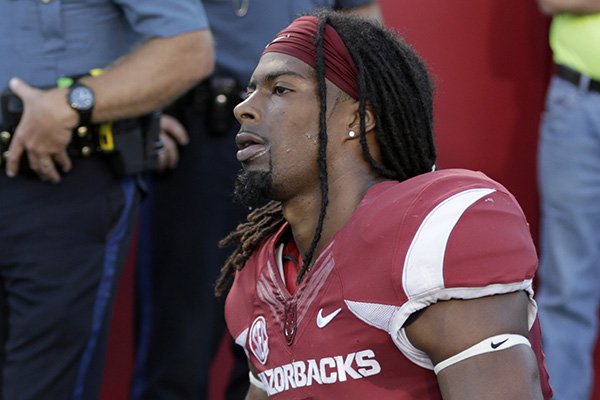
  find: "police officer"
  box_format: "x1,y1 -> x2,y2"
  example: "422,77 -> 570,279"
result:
0,1 -> 213,399
132,1 -> 381,399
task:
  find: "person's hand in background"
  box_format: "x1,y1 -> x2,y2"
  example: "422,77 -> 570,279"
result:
6,78 -> 75,183
157,114 -> 189,171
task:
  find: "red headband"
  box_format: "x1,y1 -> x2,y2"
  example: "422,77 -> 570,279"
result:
263,16 -> 359,100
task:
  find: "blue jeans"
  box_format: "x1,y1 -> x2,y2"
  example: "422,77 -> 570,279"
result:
537,75 -> 600,400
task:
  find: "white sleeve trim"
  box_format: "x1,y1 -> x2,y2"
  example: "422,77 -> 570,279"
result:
433,334 -> 531,374
249,371 -> 267,392
275,243 -> 285,283
346,281 -> 537,371
235,328 -> 250,359
390,281 -> 536,370
402,188 -> 496,298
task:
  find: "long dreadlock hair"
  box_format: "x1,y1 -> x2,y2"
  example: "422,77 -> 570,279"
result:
215,10 -> 436,296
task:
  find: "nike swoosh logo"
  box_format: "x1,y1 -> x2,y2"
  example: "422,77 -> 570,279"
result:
316,307 -> 342,329
490,338 -> 509,349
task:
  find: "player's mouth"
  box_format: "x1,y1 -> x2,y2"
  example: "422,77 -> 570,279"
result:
236,131 -> 269,162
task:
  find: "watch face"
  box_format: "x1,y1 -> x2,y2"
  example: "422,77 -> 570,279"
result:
69,86 -> 95,111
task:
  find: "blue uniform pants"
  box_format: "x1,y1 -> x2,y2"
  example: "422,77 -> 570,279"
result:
0,158 -> 140,400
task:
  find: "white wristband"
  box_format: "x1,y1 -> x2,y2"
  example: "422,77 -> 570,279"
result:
433,334 -> 531,375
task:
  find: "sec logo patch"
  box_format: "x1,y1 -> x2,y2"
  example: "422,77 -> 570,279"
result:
249,315 -> 269,365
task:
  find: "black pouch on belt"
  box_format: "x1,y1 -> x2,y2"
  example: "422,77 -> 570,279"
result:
207,76 -> 244,136
104,111 -> 161,176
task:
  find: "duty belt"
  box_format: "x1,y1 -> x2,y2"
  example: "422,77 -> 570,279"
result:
0,124 -> 106,161
0,113 -> 161,176
1,69 -> 161,176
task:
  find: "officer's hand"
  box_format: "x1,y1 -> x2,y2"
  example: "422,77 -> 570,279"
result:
6,78 -> 75,183
157,114 -> 188,171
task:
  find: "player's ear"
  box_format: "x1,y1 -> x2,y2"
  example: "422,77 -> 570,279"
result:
347,103 -> 376,139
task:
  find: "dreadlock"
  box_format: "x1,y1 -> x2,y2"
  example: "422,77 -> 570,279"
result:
215,200 -> 284,295
215,10 -> 436,296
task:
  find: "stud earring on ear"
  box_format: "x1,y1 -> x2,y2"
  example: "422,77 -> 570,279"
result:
348,130 -> 357,138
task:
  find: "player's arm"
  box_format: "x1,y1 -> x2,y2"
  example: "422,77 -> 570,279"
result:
405,291 -> 543,400
245,363 -> 269,400
536,0 -> 600,15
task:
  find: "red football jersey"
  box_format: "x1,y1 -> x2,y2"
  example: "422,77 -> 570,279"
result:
225,169 -> 552,399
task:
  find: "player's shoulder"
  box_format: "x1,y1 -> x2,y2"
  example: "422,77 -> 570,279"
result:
356,168 -> 512,225
376,168 -> 508,204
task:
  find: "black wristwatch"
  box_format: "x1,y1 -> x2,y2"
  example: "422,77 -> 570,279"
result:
67,83 -> 95,126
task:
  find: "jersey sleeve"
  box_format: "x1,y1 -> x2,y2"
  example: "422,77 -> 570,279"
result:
389,177 -> 539,369
114,0 -> 209,38
400,188 -> 537,303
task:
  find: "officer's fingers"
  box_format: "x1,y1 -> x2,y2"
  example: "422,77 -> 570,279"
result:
29,153 -> 61,183
160,133 -> 180,170
166,146 -> 179,169
157,149 -> 169,171
158,148 -> 177,171
9,77 -> 36,100
157,132 -> 174,171
53,151 -> 72,173
5,136 -> 25,177
160,114 -> 189,145
42,162 -> 61,183
45,165 -> 61,183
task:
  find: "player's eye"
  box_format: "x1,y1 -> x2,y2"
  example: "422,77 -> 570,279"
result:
273,85 -> 291,95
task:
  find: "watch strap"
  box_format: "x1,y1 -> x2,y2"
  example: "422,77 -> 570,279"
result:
77,108 -> 92,126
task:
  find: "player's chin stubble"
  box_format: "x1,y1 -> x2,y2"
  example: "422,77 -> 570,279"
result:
233,167 -> 274,209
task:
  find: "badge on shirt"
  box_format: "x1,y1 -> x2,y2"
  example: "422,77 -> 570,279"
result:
249,315 -> 269,365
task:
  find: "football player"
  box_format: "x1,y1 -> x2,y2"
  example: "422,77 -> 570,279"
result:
217,10 -> 552,400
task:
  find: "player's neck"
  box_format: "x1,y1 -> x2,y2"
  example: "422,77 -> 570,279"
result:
282,172 -> 383,257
